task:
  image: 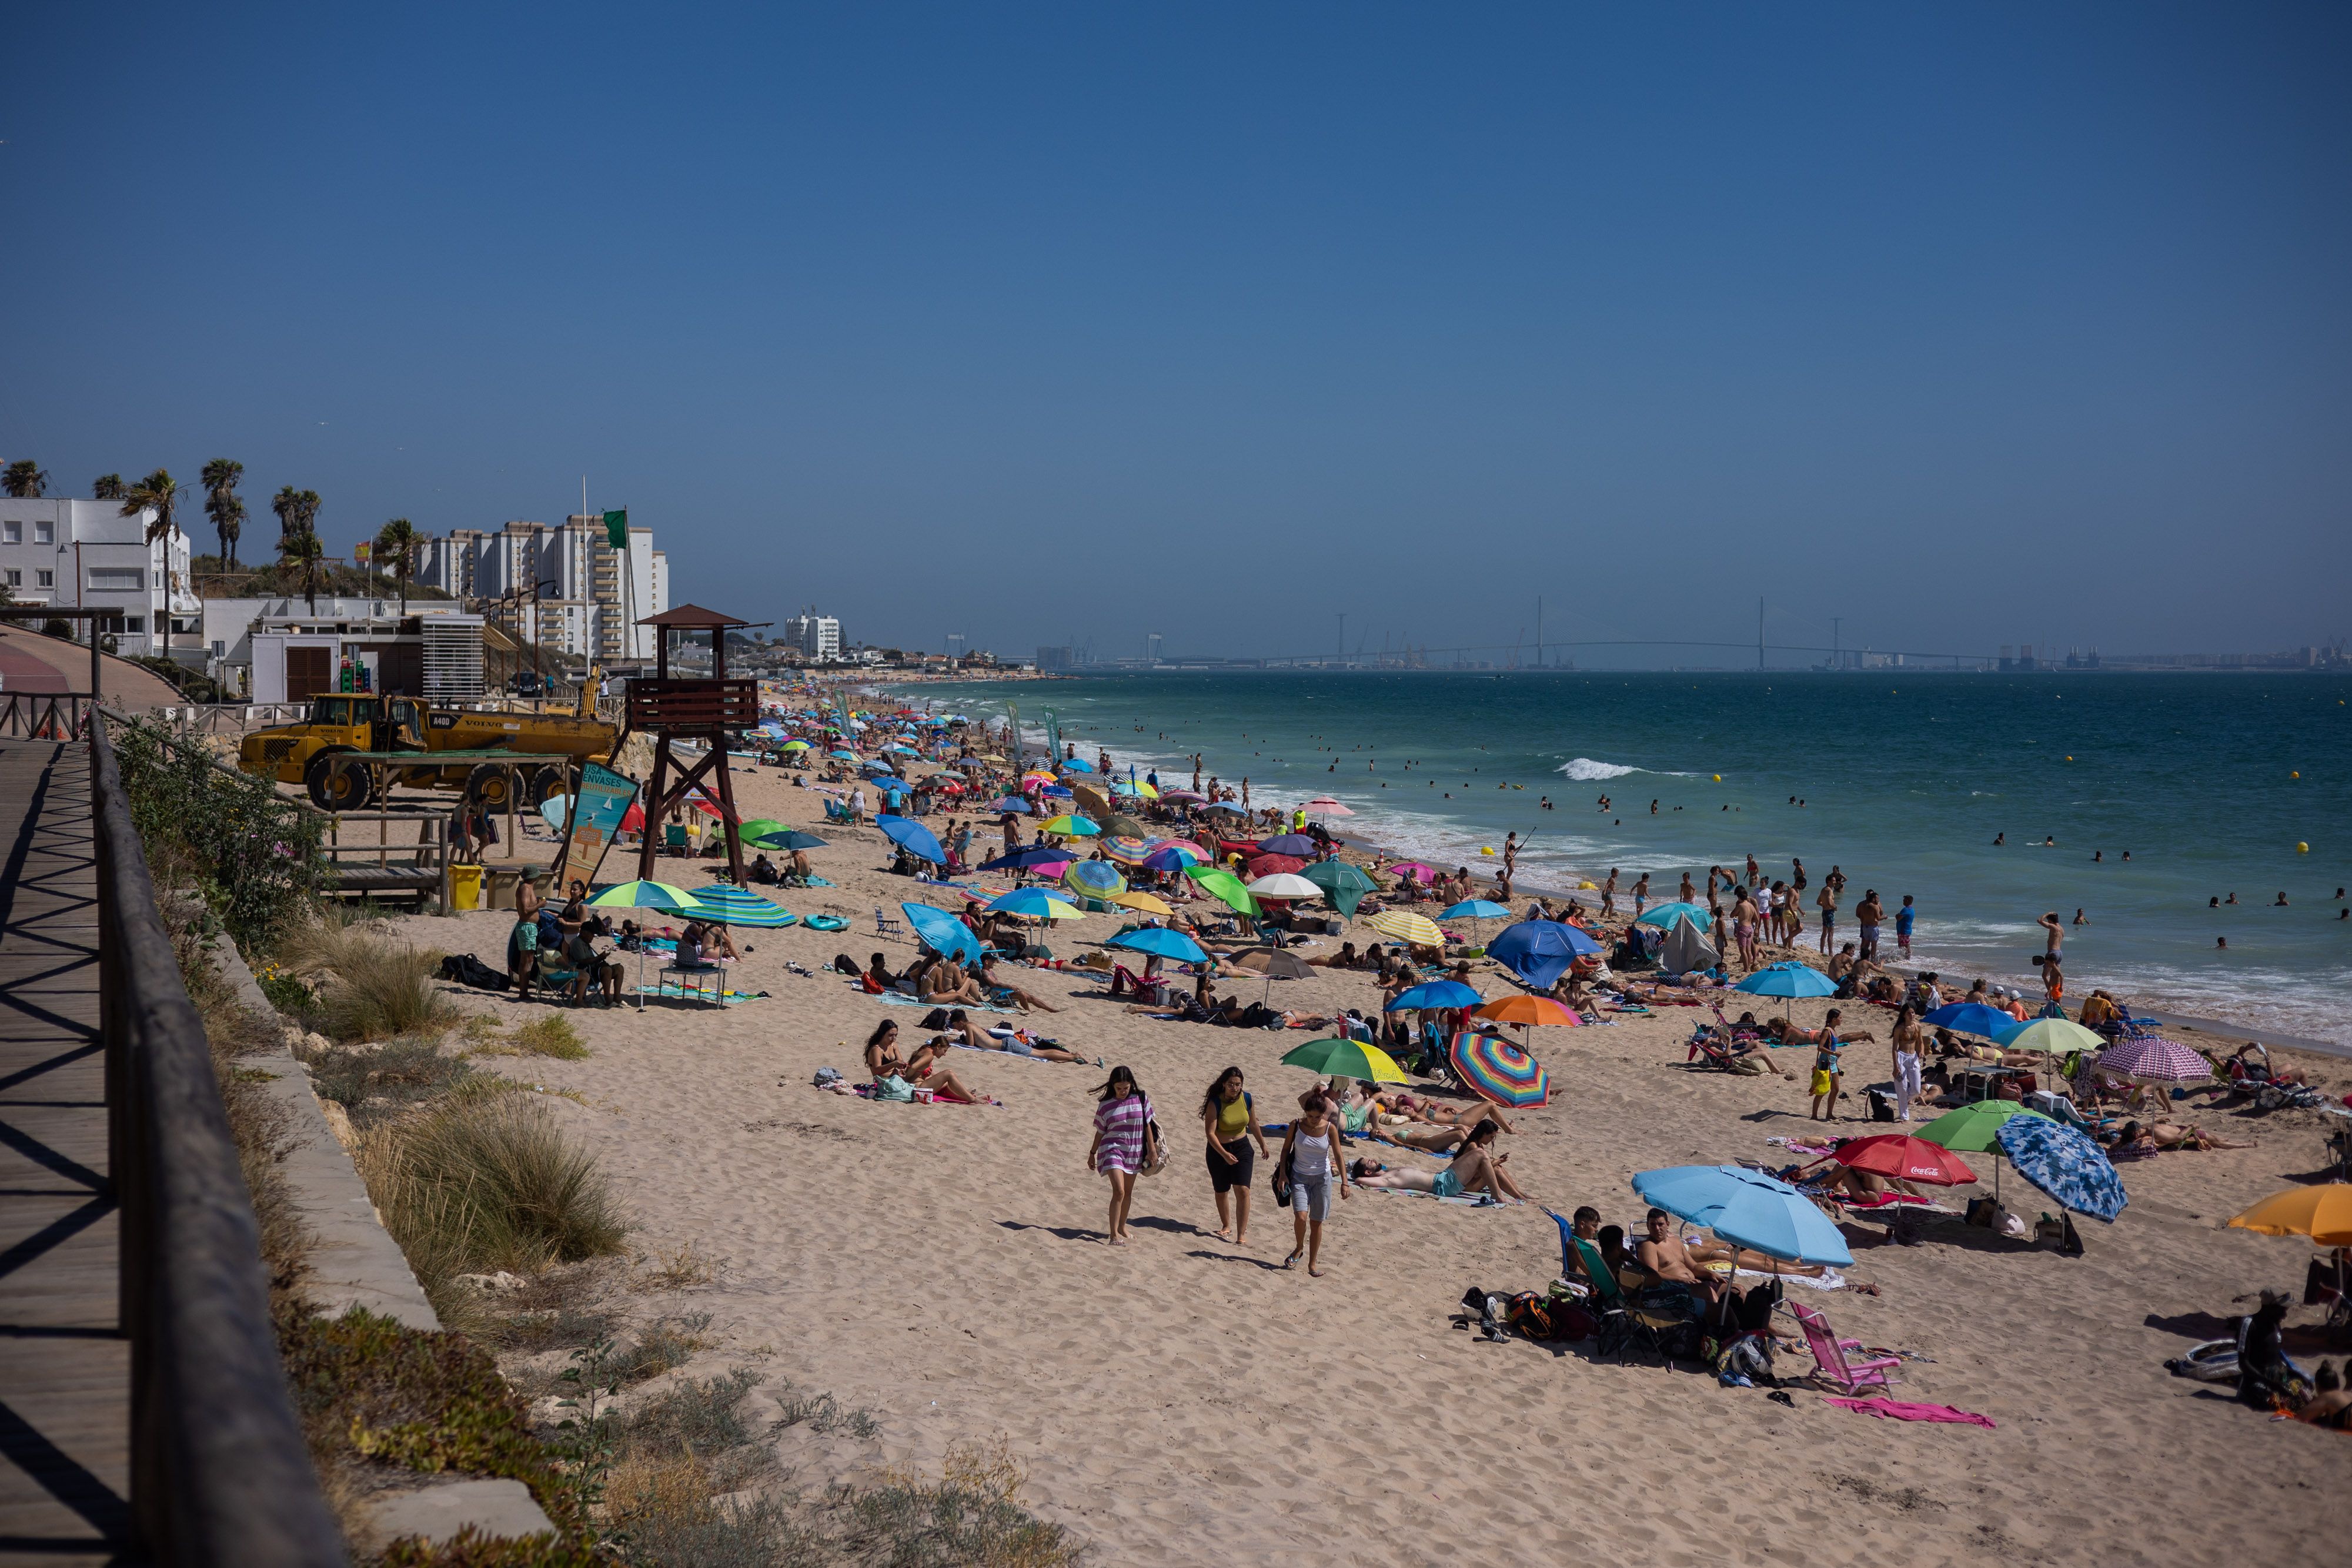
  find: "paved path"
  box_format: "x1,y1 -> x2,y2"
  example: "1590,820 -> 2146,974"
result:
0,740 -> 131,1567
0,630 -> 179,711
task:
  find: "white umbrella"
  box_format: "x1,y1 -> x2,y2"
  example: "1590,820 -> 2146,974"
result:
1245,873 -> 1328,901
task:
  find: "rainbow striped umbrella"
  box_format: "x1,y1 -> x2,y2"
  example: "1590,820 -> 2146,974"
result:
1038,814 -> 1101,837
689,884 -> 797,928
1448,1031 -> 1552,1108
1100,835 -> 1158,866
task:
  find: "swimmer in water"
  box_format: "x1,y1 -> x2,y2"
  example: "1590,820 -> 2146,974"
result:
2073,908 -> 2088,925
1993,833 -> 2005,845
2217,937 -> 2228,949
2274,892 -> 2289,906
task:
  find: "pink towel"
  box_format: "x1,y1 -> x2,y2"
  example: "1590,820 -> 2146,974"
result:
1823,1396 -> 1995,1428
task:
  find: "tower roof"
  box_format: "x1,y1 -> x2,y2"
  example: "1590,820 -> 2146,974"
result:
637,603 -> 757,630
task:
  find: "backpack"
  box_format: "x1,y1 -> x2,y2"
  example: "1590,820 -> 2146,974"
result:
438,952 -> 509,992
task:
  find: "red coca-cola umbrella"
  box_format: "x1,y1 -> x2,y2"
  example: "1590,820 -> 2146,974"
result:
1831,1134 -> 1977,1186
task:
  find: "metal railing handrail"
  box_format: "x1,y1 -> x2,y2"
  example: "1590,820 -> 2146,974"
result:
90,711 -> 346,1564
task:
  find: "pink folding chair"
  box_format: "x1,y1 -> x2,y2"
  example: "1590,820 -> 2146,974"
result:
1790,1302 -> 1901,1395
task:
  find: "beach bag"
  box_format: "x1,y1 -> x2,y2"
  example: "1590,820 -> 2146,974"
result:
1137,1095 -> 1167,1176
438,953 -> 509,992
876,1075 -> 913,1102
1866,1088 -> 1897,1123
1270,1134 -> 1294,1208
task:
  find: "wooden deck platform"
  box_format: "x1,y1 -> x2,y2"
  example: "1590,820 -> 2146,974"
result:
0,740 -> 132,1566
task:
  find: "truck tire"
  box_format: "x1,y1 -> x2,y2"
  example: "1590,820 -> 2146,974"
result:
467,763 -> 522,813
525,765 -> 569,811
305,748 -> 376,811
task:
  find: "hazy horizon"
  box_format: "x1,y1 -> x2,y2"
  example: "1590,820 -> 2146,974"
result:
6,3 -> 2348,660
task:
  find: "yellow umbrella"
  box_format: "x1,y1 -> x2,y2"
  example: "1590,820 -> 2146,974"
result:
1107,890 -> 1173,917
1366,910 -> 1444,947
2229,1183 -> 2352,1246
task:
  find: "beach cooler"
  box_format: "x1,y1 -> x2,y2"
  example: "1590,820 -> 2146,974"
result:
449,863 -> 483,911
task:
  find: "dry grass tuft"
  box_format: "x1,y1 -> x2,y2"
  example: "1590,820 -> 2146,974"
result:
636,1238 -> 720,1292
278,920 -> 459,1042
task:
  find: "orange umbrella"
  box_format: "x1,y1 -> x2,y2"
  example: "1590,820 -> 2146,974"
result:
1471,995 -> 1579,1028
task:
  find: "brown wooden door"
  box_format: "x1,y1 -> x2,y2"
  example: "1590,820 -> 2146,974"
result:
286,646 -> 332,701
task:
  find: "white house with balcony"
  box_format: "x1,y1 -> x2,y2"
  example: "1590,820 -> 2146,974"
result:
0,496 -> 201,661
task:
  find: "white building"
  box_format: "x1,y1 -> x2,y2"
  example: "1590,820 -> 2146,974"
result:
0,496 -> 201,660
416,516 -> 667,663
781,609 -> 842,659
196,596 -> 485,704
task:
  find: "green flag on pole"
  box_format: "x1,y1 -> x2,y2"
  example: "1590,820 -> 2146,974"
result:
603,509 -> 628,549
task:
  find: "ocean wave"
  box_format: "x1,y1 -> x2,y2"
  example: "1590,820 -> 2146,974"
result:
1557,758 -> 1640,781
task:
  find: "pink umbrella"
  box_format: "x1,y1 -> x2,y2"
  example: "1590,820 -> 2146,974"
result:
1304,797 -> 1355,817
1387,861 -> 1438,882
2095,1038 -> 2212,1083
1161,790 -> 1208,804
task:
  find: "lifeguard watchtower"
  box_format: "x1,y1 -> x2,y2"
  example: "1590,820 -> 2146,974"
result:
628,603 -> 762,883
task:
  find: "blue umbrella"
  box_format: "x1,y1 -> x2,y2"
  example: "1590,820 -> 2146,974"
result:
1142,844 -> 1207,873
1632,1165 -> 1854,1266
984,797 -> 1034,815
827,748 -> 858,760
1923,1002 -> 2019,1041
1996,1114 -> 2129,1222
900,902 -> 984,964
1633,902 -> 1714,931
1441,900 -> 1512,921
1107,928 -> 1210,965
744,827 -> 827,851
861,760 -> 897,775
978,845 -> 1074,872
1257,834 -> 1318,857
1486,920 -> 1603,990
1061,757 -> 1095,773
876,815 -> 946,863
988,887 -> 1080,920
1387,979 -> 1484,1011
1733,961 -> 1839,999
1040,785 -> 1074,798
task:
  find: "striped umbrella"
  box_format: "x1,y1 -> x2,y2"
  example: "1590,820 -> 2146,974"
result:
1303,797 -> 1354,817
689,884 -> 797,928
1142,842 -> 1207,872
2095,1037 -> 2212,1083
988,888 -> 1084,922
1038,814 -> 1101,837
1064,859 -> 1128,898
1448,1031 -> 1552,1108
1366,910 -> 1444,947
1280,1037 -> 1409,1085
1099,835 -> 1158,867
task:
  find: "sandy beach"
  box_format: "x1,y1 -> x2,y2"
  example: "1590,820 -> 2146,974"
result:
387,749 -> 2350,1567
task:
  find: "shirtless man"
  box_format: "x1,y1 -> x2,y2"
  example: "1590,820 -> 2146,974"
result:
1601,870 -> 1619,920
1890,1004 -> 1927,1121
1855,890 -> 1885,962
1636,1208 -> 1728,1308
1816,881 -> 1840,955
2039,911 -> 2065,969
1732,885 -> 1761,971
1632,873 -> 1651,918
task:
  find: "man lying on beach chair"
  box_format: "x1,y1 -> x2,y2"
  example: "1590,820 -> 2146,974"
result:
1688,1027 -> 1783,1076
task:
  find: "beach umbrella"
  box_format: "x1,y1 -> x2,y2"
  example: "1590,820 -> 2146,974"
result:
985,796 -> 1034,815
1038,814 -> 1101,837
827,748 -> 858,760
1471,995 -> 1578,1029
1922,1002 -> 2020,1041
1143,842 -> 1208,874
1109,781 -> 1141,796
875,815 -> 946,864
1366,910 -> 1445,948
1257,834 -> 1318,857
1299,859 -> 1377,917
1304,797 -> 1354,817
860,760 -> 897,775
988,888 -> 1084,922
735,818 -> 788,844
1993,1017 -> 2106,1057
687,884 -> 797,929
2228,1184 -> 2352,1247
1247,853 -> 1308,880
1830,1135 -> 1977,1186
1186,865 -> 1262,917
1996,1115 -> 2127,1222
1388,979 -> 1482,1012
1913,1099 -> 2053,1153
2093,1037 -> 2213,1084
1442,899 -> 1513,921
1448,1031 -> 1552,1108
1280,1037 -> 1409,1085
1064,859 -> 1128,898
1386,861 -> 1438,884
1038,785 -> 1074,799
1633,1165 -> 1855,1267
586,880 -> 721,1011
1105,890 -> 1173,917
1107,928 -> 1210,965
978,845 -> 1075,872
1201,801 -> 1247,816
1246,872 -> 1327,902
1100,835 -> 1158,867
900,902 -> 984,964
1160,789 -> 1207,804
1129,781 -> 1161,800
1229,946 -> 1314,1004
1021,771 -> 1057,787
1061,757 -> 1095,773
1106,814 -> 1152,840
779,739 -> 810,753
1487,920 -> 1602,991
1734,959 -> 1838,1026
1633,901 -> 1713,931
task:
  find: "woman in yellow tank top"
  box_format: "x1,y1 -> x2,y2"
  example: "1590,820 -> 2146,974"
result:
1201,1066 -> 1271,1245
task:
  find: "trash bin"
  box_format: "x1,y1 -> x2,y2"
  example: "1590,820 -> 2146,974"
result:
486,867 -> 522,910
450,863 -> 483,911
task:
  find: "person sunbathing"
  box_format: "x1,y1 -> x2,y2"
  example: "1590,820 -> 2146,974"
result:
978,955 -> 1064,1013
1381,1093 -> 1518,1136
919,961 -> 987,1006
863,1018 -> 985,1102
931,1009 -> 1087,1064
1634,1208 -> 1729,1308
1352,1123 -> 1525,1202
2108,1119 -> 2252,1153
2293,1362 -> 2352,1429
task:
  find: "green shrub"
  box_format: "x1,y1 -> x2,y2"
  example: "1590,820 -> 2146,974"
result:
109,713 -> 326,950
376,1526 -> 599,1567
509,1016 -> 587,1060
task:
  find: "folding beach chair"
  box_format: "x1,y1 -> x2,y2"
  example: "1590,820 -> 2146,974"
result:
1788,1302 -> 1901,1395
874,907 -> 905,938
1549,1221 -> 1673,1368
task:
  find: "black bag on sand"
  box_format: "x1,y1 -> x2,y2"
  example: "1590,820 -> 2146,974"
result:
439,953 -> 509,992
1866,1088 -> 1897,1122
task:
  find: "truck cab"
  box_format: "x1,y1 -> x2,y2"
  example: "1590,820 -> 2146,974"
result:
239,694 -> 428,808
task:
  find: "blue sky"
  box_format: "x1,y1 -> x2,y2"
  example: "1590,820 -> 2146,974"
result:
5,2 -> 2347,662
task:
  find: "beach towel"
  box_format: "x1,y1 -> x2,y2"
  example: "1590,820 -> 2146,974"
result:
1734,1267 -> 1848,1291
634,983 -> 767,1005
866,989 -> 1014,1015
1821,1396 -> 1994,1427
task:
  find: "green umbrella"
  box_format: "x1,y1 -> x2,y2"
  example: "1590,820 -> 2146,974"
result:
1914,1099 -> 2053,1154
1280,1037 -> 1409,1084
585,881 -> 719,1011
1301,860 -> 1377,917
1186,864 -> 1261,917
1106,813 -> 1151,840
738,818 -> 787,844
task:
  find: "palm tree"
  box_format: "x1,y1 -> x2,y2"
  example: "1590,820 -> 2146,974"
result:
375,518 -> 421,614
121,469 -> 181,665
4,460 -> 46,497
201,459 -> 245,571
285,530 -> 325,614
272,485 -> 303,557
93,473 -> 126,501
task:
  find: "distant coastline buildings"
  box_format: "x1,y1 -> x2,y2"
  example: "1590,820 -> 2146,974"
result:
417,516 -> 667,663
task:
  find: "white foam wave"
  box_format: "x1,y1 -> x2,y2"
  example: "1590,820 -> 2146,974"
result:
1558,758 -> 1639,781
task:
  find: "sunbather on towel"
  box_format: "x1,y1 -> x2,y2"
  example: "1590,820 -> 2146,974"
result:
864,1018 -> 986,1103
933,1009 -> 1087,1064
977,955 -> 1064,1014
1351,1123 -> 1526,1202
2106,1119 -> 2252,1153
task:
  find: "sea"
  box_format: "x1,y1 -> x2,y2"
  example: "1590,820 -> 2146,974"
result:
886,671 -> 2352,1047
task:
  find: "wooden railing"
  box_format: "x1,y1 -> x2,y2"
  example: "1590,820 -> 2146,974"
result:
90,711 -> 346,1564
0,690 -> 93,740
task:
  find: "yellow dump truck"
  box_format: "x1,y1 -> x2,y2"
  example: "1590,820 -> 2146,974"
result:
238,693 -> 620,811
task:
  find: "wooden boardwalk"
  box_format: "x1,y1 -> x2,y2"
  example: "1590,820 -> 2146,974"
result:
0,740 -> 131,1566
